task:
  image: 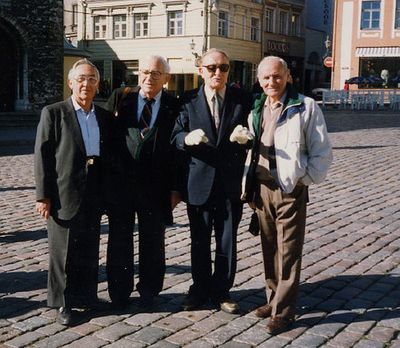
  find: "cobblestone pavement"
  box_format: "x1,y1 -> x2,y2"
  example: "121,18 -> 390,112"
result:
0,110 -> 399,348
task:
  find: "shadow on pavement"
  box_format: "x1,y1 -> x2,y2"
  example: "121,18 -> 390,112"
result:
325,113 -> 400,133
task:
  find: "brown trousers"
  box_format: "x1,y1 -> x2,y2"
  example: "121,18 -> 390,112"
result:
255,180 -> 308,319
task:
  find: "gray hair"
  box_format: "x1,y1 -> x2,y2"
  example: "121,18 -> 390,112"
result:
257,56 -> 288,76
68,58 -> 100,81
140,55 -> 171,74
199,48 -> 230,65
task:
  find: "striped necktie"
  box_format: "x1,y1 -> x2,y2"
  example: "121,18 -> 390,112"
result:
139,98 -> 154,132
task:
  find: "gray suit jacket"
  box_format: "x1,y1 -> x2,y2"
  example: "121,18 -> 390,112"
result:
34,98 -> 112,221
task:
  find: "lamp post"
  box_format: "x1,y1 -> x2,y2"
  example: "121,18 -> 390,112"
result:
202,0 -> 218,54
80,0 -> 87,45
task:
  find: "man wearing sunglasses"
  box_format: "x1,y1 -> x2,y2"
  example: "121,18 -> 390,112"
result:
105,55 -> 182,310
172,48 -> 253,314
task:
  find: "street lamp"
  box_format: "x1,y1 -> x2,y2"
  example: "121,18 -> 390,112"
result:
324,34 -> 331,58
189,39 -> 201,67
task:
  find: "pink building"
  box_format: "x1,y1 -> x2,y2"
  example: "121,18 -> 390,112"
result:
332,0 -> 400,90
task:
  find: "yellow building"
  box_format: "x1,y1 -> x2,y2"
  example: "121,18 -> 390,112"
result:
76,0 -> 264,95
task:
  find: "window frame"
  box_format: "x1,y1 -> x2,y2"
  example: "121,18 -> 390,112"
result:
134,13 -> 149,38
167,10 -> 184,36
94,15 -> 107,39
278,10 -> 288,35
360,0 -> 381,30
395,0 -> 400,29
251,17 -> 260,42
218,10 -> 229,37
113,14 -> 127,39
265,7 -> 275,33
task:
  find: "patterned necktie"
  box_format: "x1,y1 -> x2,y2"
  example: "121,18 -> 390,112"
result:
139,98 -> 153,132
212,93 -> 221,129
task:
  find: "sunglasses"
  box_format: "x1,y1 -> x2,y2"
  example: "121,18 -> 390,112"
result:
202,64 -> 230,73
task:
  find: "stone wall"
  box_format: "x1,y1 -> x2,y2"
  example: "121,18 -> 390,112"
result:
0,0 -> 63,111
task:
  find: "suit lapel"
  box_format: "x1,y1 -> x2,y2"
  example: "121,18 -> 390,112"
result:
62,98 -> 86,156
216,86 -> 233,146
195,87 -> 217,145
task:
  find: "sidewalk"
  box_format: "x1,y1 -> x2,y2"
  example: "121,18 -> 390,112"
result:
0,111 -> 399,347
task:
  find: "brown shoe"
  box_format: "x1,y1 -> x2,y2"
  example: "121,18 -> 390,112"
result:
266,316 -> 293,335
255,304 -> 272,318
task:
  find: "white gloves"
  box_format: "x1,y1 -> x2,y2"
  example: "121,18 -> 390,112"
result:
185,129 -> 209,146
229,125 -> 254,144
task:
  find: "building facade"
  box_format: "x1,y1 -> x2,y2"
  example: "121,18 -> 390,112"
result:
332,0 -> 400,90
263,0 -> 306,92
74,0 -> 264,96
304,0 -> 334,94
0,0 -> 63,112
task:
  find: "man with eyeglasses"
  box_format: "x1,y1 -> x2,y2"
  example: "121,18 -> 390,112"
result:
171,48 -> 253,314
105,55 -> 182,310
34,59 -> 113,325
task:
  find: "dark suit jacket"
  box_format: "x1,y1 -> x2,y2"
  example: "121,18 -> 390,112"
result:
105,86 -> 181,224
34,98 -> 113,221
171,85 -> 252,206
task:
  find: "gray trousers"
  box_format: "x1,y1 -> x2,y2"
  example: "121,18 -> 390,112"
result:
255,180 -> 308,320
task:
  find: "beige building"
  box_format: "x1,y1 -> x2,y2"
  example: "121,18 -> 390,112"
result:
74,0 -> 263,96
332,0 -> 400,90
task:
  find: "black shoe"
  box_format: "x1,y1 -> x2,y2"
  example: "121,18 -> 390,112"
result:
111,299 -> 129,311
181,293 -> 208,311
57,307 -> 72,326
139,296 -> 154,310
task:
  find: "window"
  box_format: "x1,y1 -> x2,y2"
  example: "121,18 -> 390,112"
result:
265,8 -> 274,32
134,13 -> 148,37
251,17 -> 260,41
94,16 -> 107,39
72,4 -> 78,26
168,11 -> 183,36
278,10 -> 288,35
395,0 -> 400,28
218,11 -> 228,37
113,15 -> 127,38
291,13 -> 300,36
361,1 -> 381,29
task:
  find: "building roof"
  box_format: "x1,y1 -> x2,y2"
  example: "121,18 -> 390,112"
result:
64,37 -> 90,57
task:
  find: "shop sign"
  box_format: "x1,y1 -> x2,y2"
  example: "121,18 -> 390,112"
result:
266,40 -> 290,54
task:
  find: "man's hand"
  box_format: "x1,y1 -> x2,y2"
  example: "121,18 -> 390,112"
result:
184,129 -> 209,146
36,199 -> 51,220
229,125 -> 254,144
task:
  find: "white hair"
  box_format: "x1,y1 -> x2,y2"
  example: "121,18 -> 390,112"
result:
140,55 -> 171,74
68,58 -> 100,81
257,56 -> 288,76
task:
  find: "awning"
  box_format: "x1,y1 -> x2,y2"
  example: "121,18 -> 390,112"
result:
355,47 -> 400,57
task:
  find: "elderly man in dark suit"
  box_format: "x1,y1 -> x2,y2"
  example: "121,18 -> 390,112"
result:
171,48 -> 253,314
105,55 -> 181,309
34,59 -> 112,326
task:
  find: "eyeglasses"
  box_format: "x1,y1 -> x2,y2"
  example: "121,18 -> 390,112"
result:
73,75 -> 98,85
202,64 -> 230,73
140,70 -> 164,80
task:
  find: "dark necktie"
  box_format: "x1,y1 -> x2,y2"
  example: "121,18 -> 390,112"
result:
139,98 -> 153,132
212,93 -> 222,129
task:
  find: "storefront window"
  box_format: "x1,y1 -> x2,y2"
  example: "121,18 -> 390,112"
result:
359,58 -> 400,88
395,0 -> 400,28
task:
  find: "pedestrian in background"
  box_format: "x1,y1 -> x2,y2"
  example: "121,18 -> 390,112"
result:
242,56 -> 332,334
171,48 -> 253,314
34,59 -> 112,326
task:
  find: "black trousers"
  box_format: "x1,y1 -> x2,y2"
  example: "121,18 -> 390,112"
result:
107,191 -> 166,302
47,164 -> 102,308
187,192 -> 243,302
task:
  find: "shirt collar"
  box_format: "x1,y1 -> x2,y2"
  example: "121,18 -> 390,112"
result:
71,97 -> 95,114
204,84 -> 226,101
139,89 -> 162,102
266,91 -> 287,109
